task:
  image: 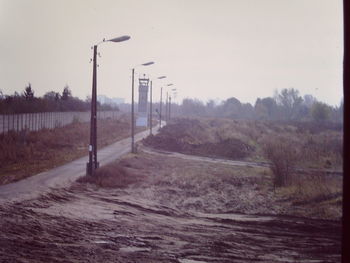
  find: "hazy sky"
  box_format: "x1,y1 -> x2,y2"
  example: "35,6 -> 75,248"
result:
0,0 -> 343,106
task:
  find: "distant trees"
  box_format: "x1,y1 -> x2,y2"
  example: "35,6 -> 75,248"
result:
176,88 -> 342,124
62,85 -> 72,100
23,83 -> 34,100
311,102 -> 332,122
181,98 -> 206,116
254,97 -> 278,120
274,88 -> 303,120
0,84 -> 118,114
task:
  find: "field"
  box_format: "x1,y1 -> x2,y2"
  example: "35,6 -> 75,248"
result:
143,117 -> 343,220
0,151 -> 341,262
0,117 -> 342,262
0,114 -> 144,185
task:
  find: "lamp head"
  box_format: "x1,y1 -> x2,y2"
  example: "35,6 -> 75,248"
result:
108,35 -> 131,43
142,61 -> 155,66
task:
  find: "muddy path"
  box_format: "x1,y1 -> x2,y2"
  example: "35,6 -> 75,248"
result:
0,186 -> 341,262
0,151 -> 341,262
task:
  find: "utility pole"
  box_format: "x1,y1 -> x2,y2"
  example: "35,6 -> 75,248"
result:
87,45 -> 98,175
169,96 -> 172,121
131,68 -> 135,153
150,80 -> 153,135
86,35 -> 130,176
165,91 -> 169,121
159,87 -> 163,128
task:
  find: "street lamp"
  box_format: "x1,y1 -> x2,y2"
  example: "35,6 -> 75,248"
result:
87,35 -> 130,176
166,84 -> 174,121
149,76 -> 166,131
131,61 -> 155,153
156,76 -> 167,128
169,88 -> 177,120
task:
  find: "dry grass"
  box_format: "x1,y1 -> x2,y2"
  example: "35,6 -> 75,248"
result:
0,114 -> 144,185
276,172 -> 342,219
261,135 -> 301,187
76,150 -> 341,219
142,117 -> 343,219
77,160 -> 145,188
292,173 -> 342,203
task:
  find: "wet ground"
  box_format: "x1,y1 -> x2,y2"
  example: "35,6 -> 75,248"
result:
0,151 -> 341,262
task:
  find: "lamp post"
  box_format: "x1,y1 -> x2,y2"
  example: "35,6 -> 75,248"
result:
166,84 -> 173,121
150,75 -> 166,134
87,35 -> 130,176
154,76 -> 166,129
131,62 -> 154,153
165,91 -> 168,122
160,86 -> 163,128
149,80 -> 153,134
169,88 -> 177,120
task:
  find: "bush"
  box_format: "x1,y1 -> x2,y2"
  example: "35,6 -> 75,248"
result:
262,135 -> 300,187
77,162 -> 143,188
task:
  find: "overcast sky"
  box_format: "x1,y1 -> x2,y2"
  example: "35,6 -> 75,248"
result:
0,0 -> 343,106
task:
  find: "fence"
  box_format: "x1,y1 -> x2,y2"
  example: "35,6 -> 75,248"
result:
0,111 -> 118,134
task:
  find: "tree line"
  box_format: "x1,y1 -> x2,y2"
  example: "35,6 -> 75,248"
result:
176,88 -> 343,123
0,84 -> 118,114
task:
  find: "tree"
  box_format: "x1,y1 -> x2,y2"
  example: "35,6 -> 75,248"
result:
275,88 -> 303,120
44,91 -> 61,101
62,85 -> 72,100
181,98 -> 206,116
206,99 -> 216,116
23,83 -> 34,100
254,97 -> 278,120
303,94 -> 317,108
311,102 -> 331,122
219,97 -> 242,118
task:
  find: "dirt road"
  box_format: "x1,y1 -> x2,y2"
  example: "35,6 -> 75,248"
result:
0,184 -> 340,263
0,150 -> 341,262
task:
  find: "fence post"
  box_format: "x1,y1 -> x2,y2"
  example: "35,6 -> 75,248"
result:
35,112 -> 37,131
7,114 -> 9,134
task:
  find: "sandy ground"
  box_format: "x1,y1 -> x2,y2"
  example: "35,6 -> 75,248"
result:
0,150 -> 341,262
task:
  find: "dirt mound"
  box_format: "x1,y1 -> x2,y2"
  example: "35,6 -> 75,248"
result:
144,118 -> 253,159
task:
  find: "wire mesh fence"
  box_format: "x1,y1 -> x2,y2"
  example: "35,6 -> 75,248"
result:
0,111 -> 118,134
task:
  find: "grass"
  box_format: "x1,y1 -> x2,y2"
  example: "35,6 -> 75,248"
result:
142,117 -> 343,219
275,172 -> 342,219
0,114 -> 145,185
77,158 -> 145,188
77,150 -> 341,220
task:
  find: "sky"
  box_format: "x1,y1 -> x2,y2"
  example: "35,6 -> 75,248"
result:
0,0 -> 344,106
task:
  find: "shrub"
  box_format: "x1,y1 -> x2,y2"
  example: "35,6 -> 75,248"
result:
262,135 -> 300,187
77,162 -> 143,188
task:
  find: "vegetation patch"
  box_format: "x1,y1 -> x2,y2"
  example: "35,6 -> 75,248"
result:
77,161 -> 144,188
143,118 -> 254,160
0,114 -> 143,185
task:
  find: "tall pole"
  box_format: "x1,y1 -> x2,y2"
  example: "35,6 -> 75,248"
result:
150,80 -> 153,135
131,68 -> 135,153
165,91 -> 169,122
88,45 -> 98,175
169,96 -> 172,121
343,1 -> 350,261
160,87 -> 163,128
86,35 -> 130,176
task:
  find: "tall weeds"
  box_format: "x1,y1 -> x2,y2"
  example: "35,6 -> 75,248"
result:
262,135 -> 299,187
